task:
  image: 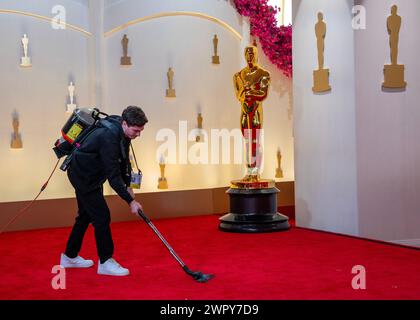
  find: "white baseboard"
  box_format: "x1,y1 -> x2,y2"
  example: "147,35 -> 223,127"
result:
389,239 -> 420,248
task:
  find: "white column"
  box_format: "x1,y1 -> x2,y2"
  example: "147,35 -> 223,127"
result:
293,0 -> 359,235
88,0 -> 105,109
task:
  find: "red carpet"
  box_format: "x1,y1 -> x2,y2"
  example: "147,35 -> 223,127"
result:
0,214 -> 419,300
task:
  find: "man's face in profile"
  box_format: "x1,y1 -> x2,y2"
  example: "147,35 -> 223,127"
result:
122,121 -> 144,140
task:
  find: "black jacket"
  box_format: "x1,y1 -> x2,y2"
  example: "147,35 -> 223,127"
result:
67,115 -> 134,204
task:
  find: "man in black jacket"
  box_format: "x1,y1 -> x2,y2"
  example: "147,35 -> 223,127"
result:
60,106 -> 147,276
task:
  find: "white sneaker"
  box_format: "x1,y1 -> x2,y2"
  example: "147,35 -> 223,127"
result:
60,253 -> 94,268
97,258 -> 130,276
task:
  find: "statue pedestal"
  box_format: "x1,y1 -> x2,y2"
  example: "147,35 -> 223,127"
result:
383,64 -> 406,89
20,57 -> 32,67
212,55 -> 220,64
312,69 -> 331,92
66,104 -> 77,113
121,56 -> 132,66
219,186 -> 290,233
166,89 -> 176,98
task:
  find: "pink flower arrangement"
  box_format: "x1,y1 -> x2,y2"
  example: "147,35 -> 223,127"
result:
233,0 -> 293,77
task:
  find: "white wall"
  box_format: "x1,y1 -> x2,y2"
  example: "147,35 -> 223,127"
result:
0,0 -> 89,30
0,0 -> 91,202
355,0 -> 420,243
0,0 -> 294,202
294,0 -> 420,244
293,0 -> 359,235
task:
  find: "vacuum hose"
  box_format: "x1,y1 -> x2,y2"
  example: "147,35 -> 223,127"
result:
137,209 -> 214,283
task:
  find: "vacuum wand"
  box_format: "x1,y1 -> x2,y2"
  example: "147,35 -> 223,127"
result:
137,209 -> 214,283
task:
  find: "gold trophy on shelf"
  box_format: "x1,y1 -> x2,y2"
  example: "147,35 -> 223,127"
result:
275,149 -> 284,179
219,46 -> 289,233
166,67 -> 176,98
383,5 -> 406,89
11,113 -> 23,149
196,113 -> 204,142
120,34 -> 132,66
212,34 -> 220,64
312,12 -> 331,93
157,156 -> 168,189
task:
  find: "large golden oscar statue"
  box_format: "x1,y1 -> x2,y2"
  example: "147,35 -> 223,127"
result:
219,46 -> 289,233
232,45 -> 273,188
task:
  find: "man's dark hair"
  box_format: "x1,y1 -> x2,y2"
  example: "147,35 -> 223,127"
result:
122,106 -> 148,127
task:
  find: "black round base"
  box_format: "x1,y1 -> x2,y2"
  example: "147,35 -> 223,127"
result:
219,187 -> 290,233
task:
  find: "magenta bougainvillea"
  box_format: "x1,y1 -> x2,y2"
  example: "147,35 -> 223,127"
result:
233,0 -> 292,77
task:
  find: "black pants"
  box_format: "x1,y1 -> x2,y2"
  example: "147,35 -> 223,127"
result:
65,186 -> 114,264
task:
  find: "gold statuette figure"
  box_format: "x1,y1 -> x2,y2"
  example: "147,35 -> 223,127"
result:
158,159 -> 168,189
120,34 -> 132,66
166,67 -> 176,97
312,12 -> 331,93
383,5 -> 406,89
11,114 -> 23,149
196,113 -> 204,142
275,149 -> 284,178
212,34 -> 220,64
232,45 -> 274,188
